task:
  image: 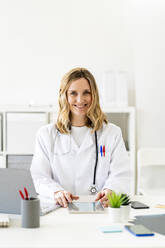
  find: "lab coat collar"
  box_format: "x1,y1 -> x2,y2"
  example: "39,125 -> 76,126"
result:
54,128 -> 94,154
54,131 -> 71,155
74,127 -> 94,154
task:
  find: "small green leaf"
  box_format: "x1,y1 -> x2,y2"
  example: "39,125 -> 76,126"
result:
121,193 -> 131,206
107,192 -> 124,208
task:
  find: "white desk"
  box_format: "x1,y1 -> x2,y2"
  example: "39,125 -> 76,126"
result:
1,195 -> 165,248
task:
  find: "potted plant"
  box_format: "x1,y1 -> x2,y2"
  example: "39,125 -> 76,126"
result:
107,192 -> 125,222
121,193 -> 131,205
120,193 -> 131,222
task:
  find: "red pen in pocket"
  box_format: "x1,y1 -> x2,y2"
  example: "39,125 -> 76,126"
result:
103,145 -> 105,157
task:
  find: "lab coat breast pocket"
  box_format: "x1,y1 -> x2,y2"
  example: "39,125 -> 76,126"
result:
51,134 -> 74,181
52,149 -> 76,193
97,151 -> 111,182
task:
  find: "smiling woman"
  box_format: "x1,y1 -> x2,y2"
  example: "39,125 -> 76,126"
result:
67,78 -> 92,127
31,67 -> 131,208
57,68 -> 107,133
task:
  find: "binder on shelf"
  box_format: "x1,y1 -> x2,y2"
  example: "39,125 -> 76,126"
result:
6,154 -> 33,170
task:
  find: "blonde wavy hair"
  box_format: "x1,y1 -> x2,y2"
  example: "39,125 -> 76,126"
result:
56,67 -> 108,133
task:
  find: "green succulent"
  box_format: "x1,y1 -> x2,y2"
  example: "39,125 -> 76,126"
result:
121,193 -> 131,206
107,192 -> 126,208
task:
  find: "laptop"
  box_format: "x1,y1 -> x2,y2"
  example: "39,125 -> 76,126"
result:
0,168 -> 60,215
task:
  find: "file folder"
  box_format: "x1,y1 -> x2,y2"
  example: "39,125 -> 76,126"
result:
132,214 -> 165,235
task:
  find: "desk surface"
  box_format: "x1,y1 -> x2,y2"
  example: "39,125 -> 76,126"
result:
1,195 -> 165,248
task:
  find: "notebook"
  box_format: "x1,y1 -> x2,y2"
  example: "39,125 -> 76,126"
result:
0,214 -> 10,227
132,214 -> 165,235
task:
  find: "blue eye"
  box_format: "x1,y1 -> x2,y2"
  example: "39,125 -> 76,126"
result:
70,91 -> 76,95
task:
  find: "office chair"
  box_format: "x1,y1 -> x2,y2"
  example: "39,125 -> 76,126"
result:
137,148 -> 165,195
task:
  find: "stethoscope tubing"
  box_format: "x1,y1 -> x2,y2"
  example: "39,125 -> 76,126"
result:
93,131 -> 98,185
57,127 -> 99,194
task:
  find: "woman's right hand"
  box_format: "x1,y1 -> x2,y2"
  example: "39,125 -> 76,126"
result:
54,190 -> 79,208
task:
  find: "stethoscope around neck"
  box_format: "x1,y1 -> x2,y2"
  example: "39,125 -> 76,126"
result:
56,127 -> 99,195
89,131 -> 98,195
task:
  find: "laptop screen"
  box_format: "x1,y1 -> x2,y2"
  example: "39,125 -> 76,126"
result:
0,168 -> 37,214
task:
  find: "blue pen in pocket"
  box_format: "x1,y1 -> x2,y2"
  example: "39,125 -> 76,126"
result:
100,145 -> 102,157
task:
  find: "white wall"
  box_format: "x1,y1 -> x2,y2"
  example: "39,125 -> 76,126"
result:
132,0 -> 165,148
0,0 -> 133,106
0,0 -> 165,149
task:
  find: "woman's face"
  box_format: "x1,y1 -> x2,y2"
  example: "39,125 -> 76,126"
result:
67,78 -> 92,119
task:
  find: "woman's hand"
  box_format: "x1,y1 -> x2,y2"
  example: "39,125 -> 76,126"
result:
54,190 -> 79,208
95,189 -> 113,208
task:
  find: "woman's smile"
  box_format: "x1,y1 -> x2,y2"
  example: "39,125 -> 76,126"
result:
67,78 -> 92,125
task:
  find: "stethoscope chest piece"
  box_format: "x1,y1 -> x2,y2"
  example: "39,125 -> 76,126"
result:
89,185 -> 98,194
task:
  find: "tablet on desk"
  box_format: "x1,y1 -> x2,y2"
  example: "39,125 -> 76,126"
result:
68,202 -> 104,214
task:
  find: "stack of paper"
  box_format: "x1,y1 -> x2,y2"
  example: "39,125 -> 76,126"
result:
0,214 -> 10,227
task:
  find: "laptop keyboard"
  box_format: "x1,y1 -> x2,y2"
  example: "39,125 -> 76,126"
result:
40,202 -> 61,215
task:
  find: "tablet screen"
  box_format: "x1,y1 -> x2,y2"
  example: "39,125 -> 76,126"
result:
68,202 -> 104,214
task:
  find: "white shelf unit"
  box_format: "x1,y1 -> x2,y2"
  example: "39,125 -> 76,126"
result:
104,107 -> 136,194
6,112 -> 49,153
0,105 -> 136,194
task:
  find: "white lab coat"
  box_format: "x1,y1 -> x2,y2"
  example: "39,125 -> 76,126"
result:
30,123 -> 131,200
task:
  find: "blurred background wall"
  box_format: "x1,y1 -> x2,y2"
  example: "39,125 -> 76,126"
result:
0,0 -> 165,149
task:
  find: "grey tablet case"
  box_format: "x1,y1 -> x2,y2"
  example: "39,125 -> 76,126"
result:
131,214 -> 165,235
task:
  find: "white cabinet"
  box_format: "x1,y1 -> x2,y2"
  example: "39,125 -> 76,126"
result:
6,112 -> 48,153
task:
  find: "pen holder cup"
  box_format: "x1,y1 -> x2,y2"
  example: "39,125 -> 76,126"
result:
21,197 -> 40,228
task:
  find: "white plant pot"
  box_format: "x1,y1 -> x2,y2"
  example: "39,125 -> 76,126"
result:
121,205 -> 131,223
107,207 -> 122,223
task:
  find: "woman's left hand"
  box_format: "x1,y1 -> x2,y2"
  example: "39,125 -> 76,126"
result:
95,188 -> 113,208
